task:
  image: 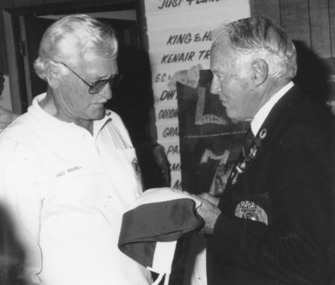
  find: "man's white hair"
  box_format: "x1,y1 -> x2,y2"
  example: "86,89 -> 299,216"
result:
213,16 -> 297,80
34,14 -> 118,80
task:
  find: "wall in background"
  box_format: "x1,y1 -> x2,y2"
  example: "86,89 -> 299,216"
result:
251,0 -> 335,116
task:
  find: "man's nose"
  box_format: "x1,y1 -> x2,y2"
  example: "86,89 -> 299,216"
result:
99,85 -> 112,100
210,75 -> 221,94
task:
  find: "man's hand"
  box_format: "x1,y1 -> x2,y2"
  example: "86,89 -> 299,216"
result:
194,193 -> 221,235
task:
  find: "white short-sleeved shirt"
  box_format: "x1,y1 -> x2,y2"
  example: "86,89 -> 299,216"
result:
0,93 -> 152,285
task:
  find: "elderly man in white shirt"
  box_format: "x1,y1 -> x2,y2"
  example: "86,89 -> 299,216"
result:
0,14 -> 152,285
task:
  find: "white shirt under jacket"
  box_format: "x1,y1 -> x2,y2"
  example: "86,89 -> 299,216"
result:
250,81 -> 294,135
0,93 -> 152,285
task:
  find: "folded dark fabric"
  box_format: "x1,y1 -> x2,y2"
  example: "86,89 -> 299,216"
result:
118,188 -> 204,284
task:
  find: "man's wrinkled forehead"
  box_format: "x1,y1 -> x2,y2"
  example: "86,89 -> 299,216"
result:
81,46 -> 118,62
210,41 -> 227,65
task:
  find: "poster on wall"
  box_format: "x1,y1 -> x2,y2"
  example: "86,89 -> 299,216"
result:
144,0 -> 251,190
176,70 -> 249,195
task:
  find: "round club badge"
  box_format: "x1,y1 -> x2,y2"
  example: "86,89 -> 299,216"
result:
235,200 -> 268,225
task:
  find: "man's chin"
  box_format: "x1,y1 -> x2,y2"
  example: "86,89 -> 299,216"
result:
92,107 -> 106,120
225,110 -> 242,123
225,109 -> 236,120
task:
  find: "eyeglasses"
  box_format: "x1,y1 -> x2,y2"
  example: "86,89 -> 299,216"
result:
59,62 -> 122,94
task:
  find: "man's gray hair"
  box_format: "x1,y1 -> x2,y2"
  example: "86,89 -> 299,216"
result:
34,14 -> 118,80
213,16 -> 297,79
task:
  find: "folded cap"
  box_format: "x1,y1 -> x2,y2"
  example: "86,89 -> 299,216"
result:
118,187 -> 203,285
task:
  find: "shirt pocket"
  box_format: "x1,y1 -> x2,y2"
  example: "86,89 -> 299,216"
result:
50,167 -> 104,209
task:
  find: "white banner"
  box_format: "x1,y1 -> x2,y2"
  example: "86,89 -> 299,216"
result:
156,120 -> 179,141
155,105 -> 179,123
145,0 -> 250,17
160,139 -> 181,158
148,26 -> 214,51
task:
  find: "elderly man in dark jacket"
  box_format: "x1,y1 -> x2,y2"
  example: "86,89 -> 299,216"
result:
195,16 -> 333,285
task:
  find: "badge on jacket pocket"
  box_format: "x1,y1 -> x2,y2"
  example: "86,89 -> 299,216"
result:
235,200 -> 268,225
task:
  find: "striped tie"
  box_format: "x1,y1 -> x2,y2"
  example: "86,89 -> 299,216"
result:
243,128 -> 254,156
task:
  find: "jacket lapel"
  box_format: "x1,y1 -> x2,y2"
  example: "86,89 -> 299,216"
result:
220,85 -> 302,209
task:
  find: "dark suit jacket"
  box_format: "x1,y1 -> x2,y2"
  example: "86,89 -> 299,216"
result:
207,85 -> 333,285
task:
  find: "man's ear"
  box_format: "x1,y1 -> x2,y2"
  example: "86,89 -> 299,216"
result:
44,62 -> 61,89
251,59 -> 268,86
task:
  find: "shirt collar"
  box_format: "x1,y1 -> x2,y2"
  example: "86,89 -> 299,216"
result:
251,81 -> 294,136
30,93 -> 112,136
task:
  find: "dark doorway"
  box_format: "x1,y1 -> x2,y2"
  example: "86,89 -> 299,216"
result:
105,19 -> 154,145
24,15 -> 52,97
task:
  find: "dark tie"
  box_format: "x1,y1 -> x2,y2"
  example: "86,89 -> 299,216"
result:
243,128 -> 254,156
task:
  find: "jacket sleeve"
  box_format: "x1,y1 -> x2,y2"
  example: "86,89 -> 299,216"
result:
0,137 -> 44,285
209,125 -> 331,285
